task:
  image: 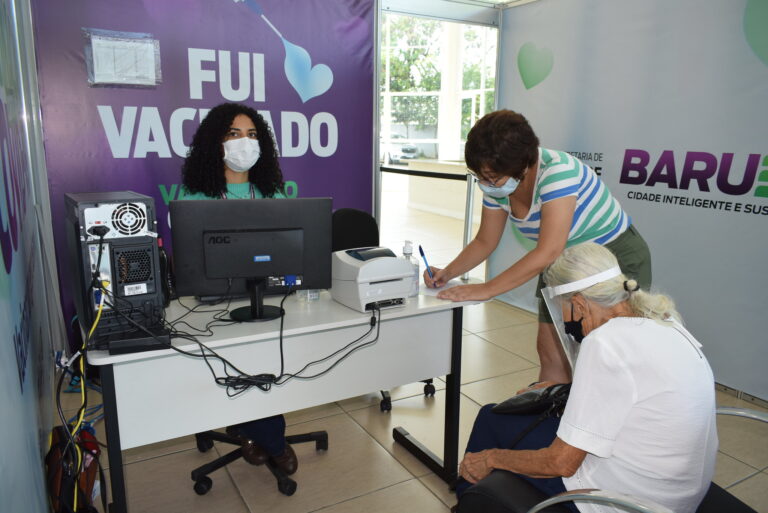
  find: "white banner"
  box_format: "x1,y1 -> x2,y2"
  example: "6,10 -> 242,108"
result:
493,0 -> 768,399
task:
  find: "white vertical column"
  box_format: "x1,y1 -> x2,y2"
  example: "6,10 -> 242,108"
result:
437,22 -> 462,161
380,16 -> 392,145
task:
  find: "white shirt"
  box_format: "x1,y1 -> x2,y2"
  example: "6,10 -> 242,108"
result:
557,317 -> 718,513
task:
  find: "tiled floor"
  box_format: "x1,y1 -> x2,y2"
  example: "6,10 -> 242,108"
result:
59,178 -> 767,512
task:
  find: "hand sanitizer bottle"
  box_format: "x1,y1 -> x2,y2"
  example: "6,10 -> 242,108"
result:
402,240 -> 420,298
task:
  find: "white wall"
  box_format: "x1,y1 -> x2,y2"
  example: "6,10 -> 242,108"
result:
0,0 -> 62,510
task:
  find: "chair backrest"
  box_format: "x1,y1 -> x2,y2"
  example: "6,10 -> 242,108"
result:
331,208 -> 379,252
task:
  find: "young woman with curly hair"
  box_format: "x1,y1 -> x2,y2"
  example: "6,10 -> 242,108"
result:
182,102 -> 285,199
179,103 -> 296,474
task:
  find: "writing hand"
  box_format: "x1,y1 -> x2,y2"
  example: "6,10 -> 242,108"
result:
424,266 -> 448,288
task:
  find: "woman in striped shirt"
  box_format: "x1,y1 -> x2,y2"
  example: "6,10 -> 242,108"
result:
423,110 -> 651,384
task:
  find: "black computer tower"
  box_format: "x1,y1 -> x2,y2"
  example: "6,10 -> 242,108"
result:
65,191 -> 167,352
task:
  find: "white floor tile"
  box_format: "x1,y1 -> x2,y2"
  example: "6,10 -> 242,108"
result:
461,368 -> 542,407
461,334 -> 537,385
348,391 -> 481,478
100,448 -> 250,513
319,479 -> 449,513
228,414 -> 412,513
726,471 -> 768,513
462,301 -> 535,333
337,381 -> 445,413
475,322 -> 540,365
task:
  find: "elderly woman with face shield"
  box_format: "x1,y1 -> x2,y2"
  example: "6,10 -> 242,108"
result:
454,243 -> 717,513
424,110 -> 652,387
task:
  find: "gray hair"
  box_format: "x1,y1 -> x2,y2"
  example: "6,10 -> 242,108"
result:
544,243 -> 681,323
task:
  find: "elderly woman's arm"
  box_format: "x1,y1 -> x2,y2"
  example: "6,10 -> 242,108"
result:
459,437 -> 587,483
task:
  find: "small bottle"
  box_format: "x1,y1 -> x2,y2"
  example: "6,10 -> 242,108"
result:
402,240 -> 420,298
157,237 -> 176,307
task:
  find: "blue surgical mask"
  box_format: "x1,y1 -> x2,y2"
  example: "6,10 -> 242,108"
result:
478,178 -> 519,198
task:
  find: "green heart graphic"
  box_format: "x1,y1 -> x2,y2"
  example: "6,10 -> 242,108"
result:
744,0 -> 768,67
517,42 -> 554,90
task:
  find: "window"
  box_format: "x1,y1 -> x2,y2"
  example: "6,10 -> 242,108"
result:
380,14 -> 498,164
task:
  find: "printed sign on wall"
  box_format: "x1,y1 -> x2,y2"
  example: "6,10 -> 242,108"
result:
31,0 -> 375,330
495,0 -> 768,398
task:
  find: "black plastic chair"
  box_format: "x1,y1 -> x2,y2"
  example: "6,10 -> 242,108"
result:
456,407 -> 766,513
331,208 -> 436,411
191,430 -> 328,497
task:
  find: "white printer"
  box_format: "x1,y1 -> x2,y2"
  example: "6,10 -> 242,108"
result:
331,247 -> 414,312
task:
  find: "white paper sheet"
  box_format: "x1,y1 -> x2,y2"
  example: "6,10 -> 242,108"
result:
92,36 -> 156,85
419,279 -> 465,297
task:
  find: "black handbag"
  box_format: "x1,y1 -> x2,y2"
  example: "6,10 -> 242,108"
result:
491,383 -> 571,416
491,383 -> 571,449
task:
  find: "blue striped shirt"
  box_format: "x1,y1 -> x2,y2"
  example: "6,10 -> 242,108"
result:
482,148 -> 629,246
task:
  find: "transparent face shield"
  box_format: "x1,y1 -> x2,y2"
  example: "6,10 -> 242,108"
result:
541,266 -> 622,370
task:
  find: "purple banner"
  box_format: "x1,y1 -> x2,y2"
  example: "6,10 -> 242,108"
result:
31,0 -> 374,327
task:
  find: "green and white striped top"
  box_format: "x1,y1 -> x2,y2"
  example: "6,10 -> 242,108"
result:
482,148 -> 629,246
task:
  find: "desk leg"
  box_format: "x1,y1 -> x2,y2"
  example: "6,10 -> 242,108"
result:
393,306 -> 462,483
101,365 -> 128,513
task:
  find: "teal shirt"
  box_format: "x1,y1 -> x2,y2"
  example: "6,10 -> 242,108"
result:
182,182 -> 286,200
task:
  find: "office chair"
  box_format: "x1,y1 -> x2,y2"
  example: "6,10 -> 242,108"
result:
455,407 -> 766,513
331,208 -> 436,412
190,429 -> 328,496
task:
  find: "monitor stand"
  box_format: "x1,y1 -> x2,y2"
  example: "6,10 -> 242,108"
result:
230,278 -> 283,322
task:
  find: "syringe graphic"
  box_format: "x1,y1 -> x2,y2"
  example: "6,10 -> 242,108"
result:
243,0 -> 283,38
240,0 -> 333,103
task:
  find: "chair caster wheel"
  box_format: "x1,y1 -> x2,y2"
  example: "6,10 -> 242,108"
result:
194,476 -> 213,495
196,436 -> 214,452
424,383 -> 436,396
380,397 -> 392,412
277,477 -> 297,496
315,432 -> 329,451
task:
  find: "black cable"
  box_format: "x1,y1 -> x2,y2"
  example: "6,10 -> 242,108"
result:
101,293 -> 273,395
52,234 -> 107,508
275,307 -> 381,385
165,281 -> 237,337
99,280 -> 384,397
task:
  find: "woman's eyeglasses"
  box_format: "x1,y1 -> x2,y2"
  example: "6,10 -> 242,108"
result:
467,170 -> 505,187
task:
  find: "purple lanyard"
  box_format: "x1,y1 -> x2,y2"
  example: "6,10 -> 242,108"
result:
220,183 -> 255,200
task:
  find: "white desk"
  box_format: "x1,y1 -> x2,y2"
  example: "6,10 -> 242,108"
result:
89,291 -> 478,513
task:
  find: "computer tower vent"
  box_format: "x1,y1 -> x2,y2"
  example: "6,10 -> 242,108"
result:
81,200 -> 151,240
115,248 -> 153,284
111,202 -> 147,236
66,191 -> 168,353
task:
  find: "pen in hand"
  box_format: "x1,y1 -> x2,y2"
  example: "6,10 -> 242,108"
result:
418,245 -> 435,281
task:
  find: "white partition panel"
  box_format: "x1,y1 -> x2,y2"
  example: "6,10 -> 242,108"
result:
494,0 -> 768,399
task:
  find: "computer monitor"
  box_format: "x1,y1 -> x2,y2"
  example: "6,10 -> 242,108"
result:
170,198 -> 332,322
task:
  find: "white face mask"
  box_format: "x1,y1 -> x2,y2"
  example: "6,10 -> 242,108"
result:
223,137 -> 261,173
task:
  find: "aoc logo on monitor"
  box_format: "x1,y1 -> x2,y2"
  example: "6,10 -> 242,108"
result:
207,235 -> 231,244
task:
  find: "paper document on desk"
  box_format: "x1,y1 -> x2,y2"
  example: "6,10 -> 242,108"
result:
420,280 -> 464,297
